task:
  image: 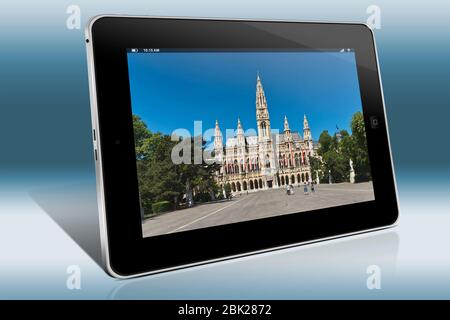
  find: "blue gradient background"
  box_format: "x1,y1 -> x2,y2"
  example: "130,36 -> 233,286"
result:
0,0 -> 449,299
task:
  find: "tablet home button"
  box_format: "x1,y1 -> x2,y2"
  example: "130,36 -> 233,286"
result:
370,116 -> 380,129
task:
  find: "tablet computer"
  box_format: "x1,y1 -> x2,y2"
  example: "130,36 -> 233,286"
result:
86,16 -> 399,278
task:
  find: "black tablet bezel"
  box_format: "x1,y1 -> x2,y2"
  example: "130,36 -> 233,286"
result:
87,16 -> 398,277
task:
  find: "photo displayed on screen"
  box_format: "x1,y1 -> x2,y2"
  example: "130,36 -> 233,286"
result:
127,49 -> 375,238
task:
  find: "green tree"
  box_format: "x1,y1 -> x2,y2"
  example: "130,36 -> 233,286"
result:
133,116 -> 184,213
308,155 -> 323,183
317,130 -> 333,156
176,136 -> 221,206
224,183 -> 232,198
136,133 -> 184,213
315,114 -> 370,184
339,132 -> 354,159
349,112 -> 371,182
134,114 -> 222,214
133,115 -> 152,159
316,129 -> 349,183
322,149 -> 349,183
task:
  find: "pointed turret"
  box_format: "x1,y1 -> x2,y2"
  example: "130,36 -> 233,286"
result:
236,117 -> 245,145
303,114 -> 312,140
284,115 -> 293,142
303,114 -> 310,130
284,115 -> 290,133
303,114 -> 313,155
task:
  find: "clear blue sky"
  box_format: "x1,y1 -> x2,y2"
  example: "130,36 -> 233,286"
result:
127,51 -> 362,140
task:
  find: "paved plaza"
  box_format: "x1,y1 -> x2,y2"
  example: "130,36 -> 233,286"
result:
142,182 -> 374,237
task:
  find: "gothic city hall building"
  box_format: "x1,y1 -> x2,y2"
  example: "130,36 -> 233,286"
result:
213,75 -> 318,194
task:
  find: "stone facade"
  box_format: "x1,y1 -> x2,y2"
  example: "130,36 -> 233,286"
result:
214,75 -> 318,194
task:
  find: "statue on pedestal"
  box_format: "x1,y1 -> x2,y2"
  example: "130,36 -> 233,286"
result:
349,158 -> 355,184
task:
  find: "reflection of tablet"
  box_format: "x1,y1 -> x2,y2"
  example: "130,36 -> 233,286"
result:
109,231 -> 399,298
86,16 -> 399,278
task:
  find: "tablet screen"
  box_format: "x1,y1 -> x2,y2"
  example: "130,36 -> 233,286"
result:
126,49 -> 375,238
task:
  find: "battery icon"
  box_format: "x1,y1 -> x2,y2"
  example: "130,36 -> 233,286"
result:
131,48 -> 138,53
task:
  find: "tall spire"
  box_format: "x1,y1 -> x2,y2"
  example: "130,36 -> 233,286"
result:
214,119 -> 223,150
256,73 -> 271,141
256,73 -> 267,110
237,117 -> 244,134
215,119 -> 221,136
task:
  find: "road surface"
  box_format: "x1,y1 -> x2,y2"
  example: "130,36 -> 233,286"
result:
142,182 -> 374,237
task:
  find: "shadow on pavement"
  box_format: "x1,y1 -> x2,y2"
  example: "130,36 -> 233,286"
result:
29,181 -> 103,269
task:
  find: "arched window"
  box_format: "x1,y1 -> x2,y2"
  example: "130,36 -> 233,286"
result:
305,172 -> 309,182
243,181 -> 247,191
281,176 -> 285,185
291,175 -> 295,184
234,160 -> 239,173
250,180 -> 254,190
295,153 -> 300,167
237,182 -> 241,191
231,182 -> 236,192
259,179 -> 263,189
297,174 -> 301,183
302,173 -> 305,182
261,122 -> 266,136
254,179 -> 259,189
285,176 -> 289,185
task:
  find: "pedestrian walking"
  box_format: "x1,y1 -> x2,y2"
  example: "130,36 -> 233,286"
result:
303,182 -> 308,195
